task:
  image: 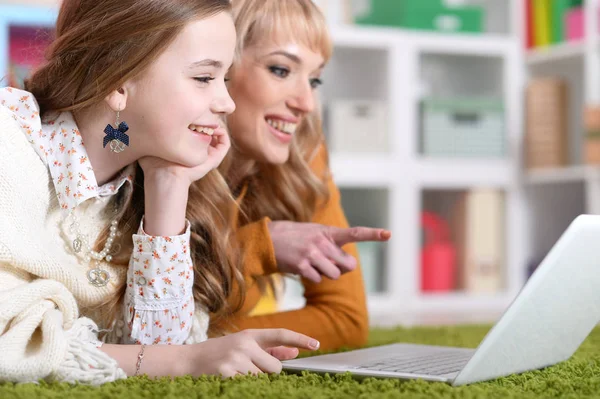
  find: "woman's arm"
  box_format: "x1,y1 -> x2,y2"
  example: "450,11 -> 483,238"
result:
223,180 -> 370,350
221,145 -> 373,350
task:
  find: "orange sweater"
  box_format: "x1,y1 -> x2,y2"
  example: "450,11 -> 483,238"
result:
219,145 -> 369,350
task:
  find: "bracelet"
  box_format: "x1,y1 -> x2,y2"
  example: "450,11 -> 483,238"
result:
134,344 -> 146,376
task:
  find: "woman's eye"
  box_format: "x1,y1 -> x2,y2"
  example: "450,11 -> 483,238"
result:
194,77 -> 215,84
310,78 -> 323,89
269,66 -> 290,78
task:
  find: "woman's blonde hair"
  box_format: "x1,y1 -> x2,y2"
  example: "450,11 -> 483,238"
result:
25,0 -> 244,331
224,0 -> 333,224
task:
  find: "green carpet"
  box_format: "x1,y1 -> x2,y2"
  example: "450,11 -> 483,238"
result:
3,324 -> 600,398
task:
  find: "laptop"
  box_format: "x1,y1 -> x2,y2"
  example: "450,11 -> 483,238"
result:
283,214 -> 600,386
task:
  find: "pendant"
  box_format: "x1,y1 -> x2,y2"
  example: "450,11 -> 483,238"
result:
87,268 -> 110,287
109,139 -> 126,153
73,237 -> 83,253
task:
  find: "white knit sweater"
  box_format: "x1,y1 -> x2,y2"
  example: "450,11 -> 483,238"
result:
0,102 -> 209,385
0,103 -> 132,384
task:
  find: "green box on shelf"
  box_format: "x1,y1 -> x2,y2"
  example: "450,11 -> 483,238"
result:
354,0 -> 484,34
406,7 -> 483,33
354,0 -> 442,27
420,97 -> 505,158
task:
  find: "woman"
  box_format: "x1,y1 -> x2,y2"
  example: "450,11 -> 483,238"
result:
217,0 -> 392,350
0,0 -> 318,385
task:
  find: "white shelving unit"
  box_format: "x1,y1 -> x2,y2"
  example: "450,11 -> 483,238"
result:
281,0 -> 529,326
520,0 -> 600,281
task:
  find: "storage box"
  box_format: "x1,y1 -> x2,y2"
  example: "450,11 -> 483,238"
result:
525,78 -> 569,169
328,99 -> 388,153
354,0 -> 441,28
420,97 -> 505,158
354,0 -> 484,34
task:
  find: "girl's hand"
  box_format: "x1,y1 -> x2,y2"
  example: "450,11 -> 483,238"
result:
268,221 -> 392,283
139,127 -> 230,186
183,329 -> 320,377
138,128 -> 230,236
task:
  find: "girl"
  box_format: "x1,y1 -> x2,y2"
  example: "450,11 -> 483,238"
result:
0,0 -> 318,385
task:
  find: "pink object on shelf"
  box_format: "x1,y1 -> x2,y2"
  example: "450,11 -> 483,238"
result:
566,7 -> 584,42
566,6 -> 600,42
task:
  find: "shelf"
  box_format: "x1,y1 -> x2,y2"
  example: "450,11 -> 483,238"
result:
330,153 -> 396,187
288,291 -> 514,323
410,31 -> 515,57
367,292 -> 514,326
366,294 -> 397,316
526,41 -> 585,66
412,292 -> 514,314
331,25 -> 514,56
524,165 -> 600,185
416,158 -> 511,188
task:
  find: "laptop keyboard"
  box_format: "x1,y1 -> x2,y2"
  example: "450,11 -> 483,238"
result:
354,350 -> 473,376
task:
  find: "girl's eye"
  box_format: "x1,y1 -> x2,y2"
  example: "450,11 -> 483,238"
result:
194,77 -> 215,84
269,66 -> 290,78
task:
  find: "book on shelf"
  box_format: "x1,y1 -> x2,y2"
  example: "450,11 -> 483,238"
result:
452,189 -> 504,293
526,0 -> 583,48
525,0 -> 534,48
551,0 -> 574,43
533,0 -> 551,47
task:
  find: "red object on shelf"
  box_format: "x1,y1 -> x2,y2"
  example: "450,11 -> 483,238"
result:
420,212 -> 456,292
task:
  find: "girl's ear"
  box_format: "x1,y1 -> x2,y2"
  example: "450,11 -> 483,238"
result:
104,87 -> 128,112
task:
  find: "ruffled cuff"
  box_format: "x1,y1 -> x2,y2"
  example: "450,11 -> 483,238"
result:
126,297 -> 194,345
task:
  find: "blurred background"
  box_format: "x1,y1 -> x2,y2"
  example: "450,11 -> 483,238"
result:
1,0 -> 595,327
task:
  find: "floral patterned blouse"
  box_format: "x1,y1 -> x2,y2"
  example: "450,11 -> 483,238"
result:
0,87 -> 195,345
